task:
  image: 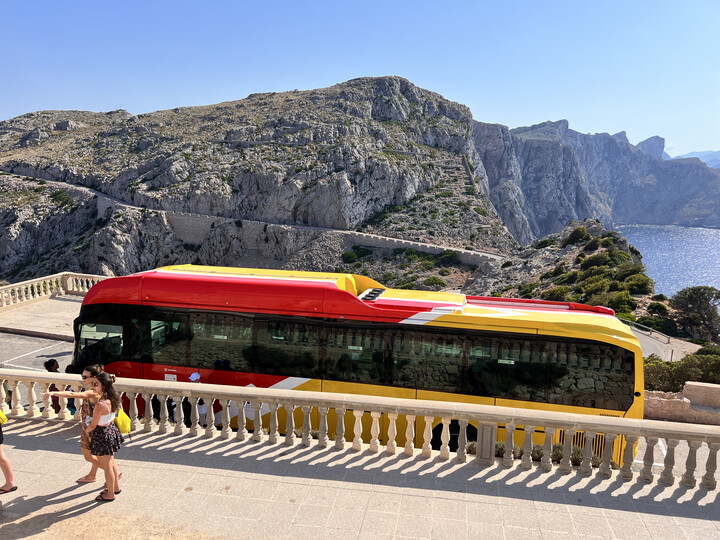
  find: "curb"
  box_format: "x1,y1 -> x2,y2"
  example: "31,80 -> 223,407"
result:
0,326 -> 74,343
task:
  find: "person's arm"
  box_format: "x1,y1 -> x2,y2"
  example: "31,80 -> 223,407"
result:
44,389 -> 94,400
87,399 -> 108,431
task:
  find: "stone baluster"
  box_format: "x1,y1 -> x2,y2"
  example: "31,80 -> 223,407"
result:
236,401 -> 248,442
301,405 -> 312,446
620,435 -> 637,480
404,415 -> 415,456
189,397 -> 201,437
0,379 -> 8,413
11,380 -> 23,415
352,410 -> 363,451
251,402 -> 263,442
268,403 -> 279,444
559,429 -> 575,473
522,426 -> 535,470
25,380 -> 40,417
385,412 -> 398,455
580,431 -> 595,476
457,419 -> 468,463
158,395 -> 171,434
284,404 -> 295,445
142,393 -> 155,432
42,383 -> 56,419
702,443 -> 720,490
220,399 -> 231,440
422,416 -> 433,458
503,424 -> 515,467
58,395 -> 71,420
681,440 -> 702,488
334,407 -> 345,450
660,439 -> 679,485
129,393 -> 141,432
599,433 -> 617,478
172,395 -> 187,436
439,417 -> 451,460
640,437 -> 658,483
318,407 -> 329,448
204,398 -> 216,438
541,427 -> 555,472
368,411 -> 381,453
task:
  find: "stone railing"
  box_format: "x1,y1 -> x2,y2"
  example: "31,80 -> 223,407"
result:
1,368 -> 718,491
0,272 -> 106,309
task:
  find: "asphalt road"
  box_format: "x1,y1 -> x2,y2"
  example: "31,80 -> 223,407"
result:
0,334 -> 74,372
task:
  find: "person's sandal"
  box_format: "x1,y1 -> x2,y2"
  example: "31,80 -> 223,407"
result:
76,475 -> 96,483
95,491 -> 114,502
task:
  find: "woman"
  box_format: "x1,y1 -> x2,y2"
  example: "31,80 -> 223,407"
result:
0,420 -> 17,494
45,365 -> 105,484
86,371 -> 124,501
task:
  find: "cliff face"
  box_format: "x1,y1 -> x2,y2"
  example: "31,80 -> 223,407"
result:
1,76 -> 718,286
475,120 -> 720,240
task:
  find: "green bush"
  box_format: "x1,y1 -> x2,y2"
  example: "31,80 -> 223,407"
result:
562,226 -> 591,247
351,246 -> 373,258
579,276 -> 611,296
644,353 -> 720,391
580,252 -> 610,270
607,248 -> 632,266
624,274 -> 653,295
554,271 -> 580,285
616,312 -> 636,322
648,302 -> 669,316
570,445 -> 584,466
501,260 -> 513,268
615,263 -> 645,281
551,443 -> 564,463
341,251 -> 358,263
587,290 -> 637,312
583,238 -> 600,252
531,444 -> 544,462
518,282 -> 540,298
637,316 -> 678,335
541,286 -> 572,301
438,268 -> 450,276
534,238 -> 557,249
423,276 -> 446,287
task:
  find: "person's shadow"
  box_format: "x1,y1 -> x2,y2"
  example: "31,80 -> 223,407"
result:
0,484 -> 100,538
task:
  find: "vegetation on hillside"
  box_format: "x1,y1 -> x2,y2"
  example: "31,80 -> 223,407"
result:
645,346 -> 720,392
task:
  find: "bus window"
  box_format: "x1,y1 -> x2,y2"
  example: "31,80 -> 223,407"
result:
150,317 -> 190,368
76,323 -> 123,368
246,319 -> 320,378
190,313 -> 253,372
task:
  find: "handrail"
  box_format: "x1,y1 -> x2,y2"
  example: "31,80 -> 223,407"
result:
1,369 -> 718,490
0,272 -> 106,308
619,317 -> 672,344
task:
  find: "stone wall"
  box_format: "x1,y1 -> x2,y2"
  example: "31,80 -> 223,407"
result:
645,382 -> 720,425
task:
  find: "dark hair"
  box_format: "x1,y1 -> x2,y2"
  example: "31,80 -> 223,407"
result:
95,371 -> 121,412
82,364 -> 104,378
65,364 -> 79,374
44,359 -> 59,371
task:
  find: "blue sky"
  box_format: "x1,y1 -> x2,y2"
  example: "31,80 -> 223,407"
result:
2,1 -> 717,156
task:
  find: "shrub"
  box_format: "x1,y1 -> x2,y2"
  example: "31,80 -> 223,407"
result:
423,276 -> 446,287
607,248 -> 632,267
551,443 -> 564,463
351,246 -> 373,258
570,445 -> 584,466
495,441 -> 505,457
562,226 -> 591,247
644,353 -> 720,391
648,302 -> 669,316
531,444 -> 544,462
587,290 -> 637,312
615,263 -> 645,281
436,250 -> 460,266
512,445 -> 523,460
581,252 -> 610,270
616,312 -> 636,322
554,271 -> 580,285
637,316 -> 678,335
652,294 -> 668,301
518,282 -> 540,298
501,260 -> 513,268
341,251 -> 358,263
583,238 -> 600,252
579,276 -> 611,296
624,274 -> 653,295
541,286 -> 572,301
534,238 -> 557,249
438,268 -> 450,276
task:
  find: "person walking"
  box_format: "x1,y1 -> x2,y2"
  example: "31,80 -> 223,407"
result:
0,419 -> 17,494
44,359 -> 61,414
45,365 -> 106,484
87,371 -> 124,502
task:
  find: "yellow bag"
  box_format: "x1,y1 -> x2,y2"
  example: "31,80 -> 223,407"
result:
0,409 -> 7,425
114,409 -> 131,434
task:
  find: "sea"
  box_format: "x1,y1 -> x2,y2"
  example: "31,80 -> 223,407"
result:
616,224 -> 720,297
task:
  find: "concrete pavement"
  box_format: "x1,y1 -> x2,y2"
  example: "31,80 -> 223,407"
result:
0,416 -> 718,539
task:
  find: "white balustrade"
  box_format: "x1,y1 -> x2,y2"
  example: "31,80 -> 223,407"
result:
0,368 -> 719,493
0,272 -> 107,309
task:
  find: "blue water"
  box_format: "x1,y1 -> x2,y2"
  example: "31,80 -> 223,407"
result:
617,225 -> 720,297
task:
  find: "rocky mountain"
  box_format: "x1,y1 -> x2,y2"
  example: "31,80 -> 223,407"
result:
0,76 -> 718,313
475,120 -> 720,243
672,150 -> 720,169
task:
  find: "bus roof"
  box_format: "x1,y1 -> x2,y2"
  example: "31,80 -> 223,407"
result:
82,264 -> 639,352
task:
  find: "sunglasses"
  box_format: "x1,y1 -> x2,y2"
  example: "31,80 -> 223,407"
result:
81,375 -> 92,380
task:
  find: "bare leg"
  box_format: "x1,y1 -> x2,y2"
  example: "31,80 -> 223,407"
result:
77,447 -> 99,482
96,455 -> 115,500
109,456 -> 120,492
0,444 -> 16,491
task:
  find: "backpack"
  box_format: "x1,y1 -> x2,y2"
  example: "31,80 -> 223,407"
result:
114,408 -> 131,434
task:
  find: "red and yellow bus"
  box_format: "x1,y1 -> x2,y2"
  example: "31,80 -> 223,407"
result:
71,264 -> 643,451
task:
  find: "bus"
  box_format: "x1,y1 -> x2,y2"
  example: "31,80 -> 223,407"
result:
71,264 -> 643,455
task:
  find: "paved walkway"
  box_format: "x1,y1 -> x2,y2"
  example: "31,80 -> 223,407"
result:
0,417 -> 718,540
0,296 -> 81,342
